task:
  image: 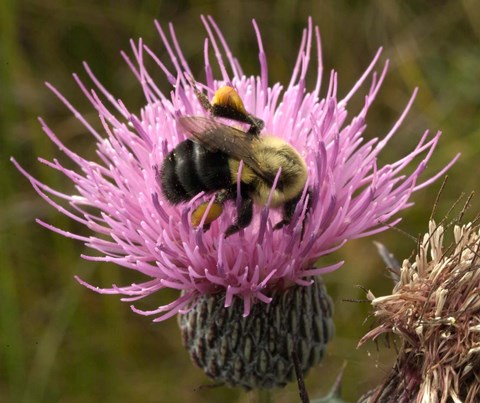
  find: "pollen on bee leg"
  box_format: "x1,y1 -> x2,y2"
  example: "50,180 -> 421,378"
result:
191,201 -> 223,228
211,86 -> 248,115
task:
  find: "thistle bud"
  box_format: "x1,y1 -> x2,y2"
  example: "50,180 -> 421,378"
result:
179,277 -> 334,389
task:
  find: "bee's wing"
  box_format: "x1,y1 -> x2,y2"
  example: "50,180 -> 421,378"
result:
178,116 -> 266,179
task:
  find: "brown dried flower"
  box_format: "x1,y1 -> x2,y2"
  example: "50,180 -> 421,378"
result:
359,221 -> 480,403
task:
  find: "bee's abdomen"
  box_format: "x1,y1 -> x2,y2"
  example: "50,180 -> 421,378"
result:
160,140 -> 231,204
192,142 -> 231,190
160,143 -> 192,204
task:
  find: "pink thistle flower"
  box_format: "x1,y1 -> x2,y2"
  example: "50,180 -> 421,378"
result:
13,17 -> 457,323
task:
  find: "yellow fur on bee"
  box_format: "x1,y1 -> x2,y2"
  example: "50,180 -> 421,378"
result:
228,159 -> 256,184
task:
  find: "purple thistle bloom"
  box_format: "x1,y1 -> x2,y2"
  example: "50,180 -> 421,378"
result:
14,17 -> 458,322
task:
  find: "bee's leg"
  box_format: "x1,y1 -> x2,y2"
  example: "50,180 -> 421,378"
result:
225,196 -> 254,238
192,84 -> 213,112
196,187 -> 235,233
191,82 -> 265,135
274,188 -> 313,232
245,115 -> 264,136
273,197 -> 299,230
214,186 -> 254,237
210,105 -> 264,136
192,187 -> 237,231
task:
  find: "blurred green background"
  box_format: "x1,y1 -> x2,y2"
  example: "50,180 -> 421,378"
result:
1,0 -> 480,402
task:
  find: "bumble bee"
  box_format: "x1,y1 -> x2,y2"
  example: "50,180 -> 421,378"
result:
160,86 -> 309,237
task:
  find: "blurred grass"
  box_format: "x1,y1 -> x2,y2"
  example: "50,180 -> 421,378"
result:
1,0 -> 480,402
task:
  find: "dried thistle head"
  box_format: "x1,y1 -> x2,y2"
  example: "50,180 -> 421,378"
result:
359,220 -> 480,402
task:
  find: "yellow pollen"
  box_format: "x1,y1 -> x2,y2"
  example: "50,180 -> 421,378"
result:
211,86 -> 248,115
191,202 -> 223,227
